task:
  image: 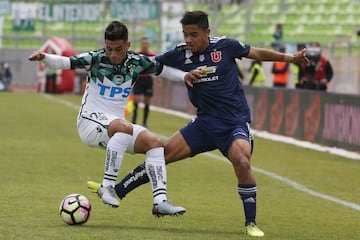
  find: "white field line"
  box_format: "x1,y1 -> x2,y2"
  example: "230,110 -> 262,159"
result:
43,94 -> 360,211
201,151 -> 360,212
42,94 -> 80,109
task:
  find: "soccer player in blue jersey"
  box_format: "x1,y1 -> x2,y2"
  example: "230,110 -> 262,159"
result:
28,21 -> 188,217
87,11 -> 309,236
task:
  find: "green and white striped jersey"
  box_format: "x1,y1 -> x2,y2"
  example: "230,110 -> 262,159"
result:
71,48 -> 160,118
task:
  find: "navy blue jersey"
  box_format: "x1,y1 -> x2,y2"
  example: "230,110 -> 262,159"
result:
155,37 -> 252,123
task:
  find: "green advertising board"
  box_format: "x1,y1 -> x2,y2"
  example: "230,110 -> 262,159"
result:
110,0 -> 159,20
38,2 -> 100,22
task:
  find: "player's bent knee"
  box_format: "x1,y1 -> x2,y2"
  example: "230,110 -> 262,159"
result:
147,135 -> 163,149
108,119 -> 133,137
133,130 -> 164,153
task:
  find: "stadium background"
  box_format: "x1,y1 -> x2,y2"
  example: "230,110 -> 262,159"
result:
0,0 -> 359,151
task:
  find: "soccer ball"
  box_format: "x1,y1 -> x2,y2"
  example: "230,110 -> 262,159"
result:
59,194 -> 91,225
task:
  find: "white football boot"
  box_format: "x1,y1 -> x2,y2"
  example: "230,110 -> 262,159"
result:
152,200 -> 186,217
97,185 -> 119,208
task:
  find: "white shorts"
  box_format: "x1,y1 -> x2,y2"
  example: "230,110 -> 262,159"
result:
77,111 -> 146,153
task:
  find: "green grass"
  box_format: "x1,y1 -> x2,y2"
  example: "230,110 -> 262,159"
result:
0,92 -> 359,240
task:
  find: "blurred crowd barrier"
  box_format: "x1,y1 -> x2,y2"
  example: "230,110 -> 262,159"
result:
152,79 -> 360,152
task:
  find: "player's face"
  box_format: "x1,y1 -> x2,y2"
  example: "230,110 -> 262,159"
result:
105,39 -> 131,65
182,24 -> 210,53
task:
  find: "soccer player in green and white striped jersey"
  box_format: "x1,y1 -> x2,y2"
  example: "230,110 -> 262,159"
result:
28,21 -> 191,217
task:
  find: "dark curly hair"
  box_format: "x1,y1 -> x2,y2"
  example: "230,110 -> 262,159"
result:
104,21 -> 128,41
180,11 -> 209,30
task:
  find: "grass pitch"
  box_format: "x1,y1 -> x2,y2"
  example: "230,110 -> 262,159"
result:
0,92 -> 359,240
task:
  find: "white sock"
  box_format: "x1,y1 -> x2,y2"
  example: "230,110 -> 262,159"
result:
145,147 -> 168,204
102,132 -> 131,188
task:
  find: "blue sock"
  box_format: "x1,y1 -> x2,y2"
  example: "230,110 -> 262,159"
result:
238,184 -> 257,225
115,162 -> 150,199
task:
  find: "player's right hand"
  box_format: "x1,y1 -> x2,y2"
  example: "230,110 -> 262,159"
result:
28,50 -> 46,61
184,70 -> 202,87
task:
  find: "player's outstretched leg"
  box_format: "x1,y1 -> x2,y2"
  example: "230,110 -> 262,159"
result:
115,162 -> 150,199
87,162 -> 150,201
87,152 -> 186,217
87,180 -> 186,216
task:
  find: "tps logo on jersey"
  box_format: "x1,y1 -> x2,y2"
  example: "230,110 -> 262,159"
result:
97,82 -> 131,99
210,51 -> 222,63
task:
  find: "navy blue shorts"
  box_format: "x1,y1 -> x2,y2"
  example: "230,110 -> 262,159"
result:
180,115 -> 253,158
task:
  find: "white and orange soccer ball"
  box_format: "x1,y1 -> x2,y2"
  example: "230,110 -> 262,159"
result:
59,194 -> 91,225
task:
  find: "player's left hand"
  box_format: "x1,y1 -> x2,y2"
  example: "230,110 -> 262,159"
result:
184,70 -> 202,87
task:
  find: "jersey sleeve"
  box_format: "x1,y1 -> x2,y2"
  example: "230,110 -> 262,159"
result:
138,54 -> 161,75
229,39 -> 251,59
69,51 -> 97,71
155,48 -> 178,69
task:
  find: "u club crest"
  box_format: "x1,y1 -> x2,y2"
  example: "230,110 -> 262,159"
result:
210,51 -> 222,63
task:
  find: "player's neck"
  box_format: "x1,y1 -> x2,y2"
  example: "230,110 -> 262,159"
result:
194,44 -> 209,54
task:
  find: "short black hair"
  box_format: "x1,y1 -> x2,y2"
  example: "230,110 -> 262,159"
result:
180,11 -> 209,30
105,21 -> 128,41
